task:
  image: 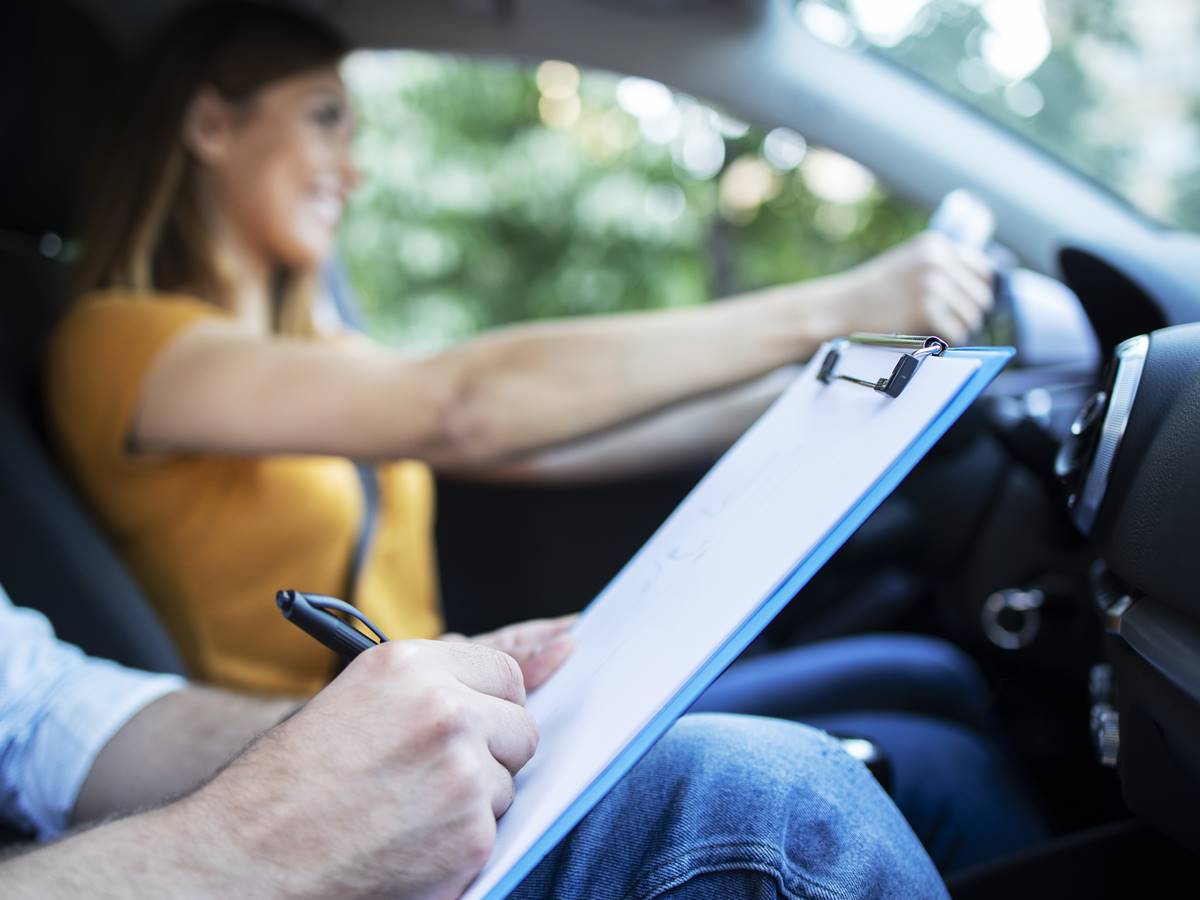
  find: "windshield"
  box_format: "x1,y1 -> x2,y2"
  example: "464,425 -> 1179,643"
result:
795,0 -> 1200,233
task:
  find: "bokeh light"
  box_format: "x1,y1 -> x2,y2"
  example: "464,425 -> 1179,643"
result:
616,77 -> 675,120
536,60 -> 581,99
539,94 -> 581,129
719,156 -> 783,223
847,0 -> 931,48
797,1 -> 857,48
763,128 -> 809,171
978,0 -> 1051,83
801,149 -> 878,205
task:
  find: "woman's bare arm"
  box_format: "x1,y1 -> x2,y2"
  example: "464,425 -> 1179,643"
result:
447,366 -> 799,484
134,283 -> 838,466
134,233 -> 992,467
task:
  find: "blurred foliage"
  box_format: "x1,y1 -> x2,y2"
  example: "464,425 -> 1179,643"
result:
804,0 -> 1200,232
339,53 -> 925,349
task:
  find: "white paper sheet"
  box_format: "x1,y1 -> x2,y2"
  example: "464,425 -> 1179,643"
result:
464,343 -> 983,899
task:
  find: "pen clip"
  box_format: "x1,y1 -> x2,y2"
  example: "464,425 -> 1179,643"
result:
302,593 -> 391,645
276,590 -> 391,662
817,334 -> 948,399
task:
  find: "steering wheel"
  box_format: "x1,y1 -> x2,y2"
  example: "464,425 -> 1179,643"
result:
927,189 -> 1015,347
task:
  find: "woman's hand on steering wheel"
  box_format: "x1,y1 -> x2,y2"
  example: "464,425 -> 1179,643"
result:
825,232 -> 995,345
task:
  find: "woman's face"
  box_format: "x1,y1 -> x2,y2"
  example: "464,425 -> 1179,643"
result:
189,66 -> 359,272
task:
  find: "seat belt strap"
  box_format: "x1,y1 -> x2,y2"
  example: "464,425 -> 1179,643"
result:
347,462 -> 380,601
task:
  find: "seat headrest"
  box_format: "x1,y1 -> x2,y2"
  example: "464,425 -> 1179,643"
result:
0,2 -> 119,237
0,239 -> 70,431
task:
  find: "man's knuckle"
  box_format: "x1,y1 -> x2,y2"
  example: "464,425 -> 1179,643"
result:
431,691 -> 472,737
482,650 -> 524,700
377,640 -> 422,675
440,743 -> 486,795
459,812 -> 497,869
412,686 -> 469,745
520,710 -> 540,761
493,772 -> 516,816
501,653 -> 524,694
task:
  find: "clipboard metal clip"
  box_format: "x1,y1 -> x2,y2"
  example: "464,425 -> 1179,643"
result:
817,333 -> 949,399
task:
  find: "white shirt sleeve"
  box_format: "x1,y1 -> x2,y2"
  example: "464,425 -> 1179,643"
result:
0,585 -> 186,839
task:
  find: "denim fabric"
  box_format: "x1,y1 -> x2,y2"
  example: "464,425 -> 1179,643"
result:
513,714 -> 948,900
690,635 -> 1048,872
691,635 -> 994,734
807,711 -> 1048,872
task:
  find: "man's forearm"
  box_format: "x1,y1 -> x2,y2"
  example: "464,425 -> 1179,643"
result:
72,686 -> 297,826
4,800 -> 233,899
7,689 -> 304,898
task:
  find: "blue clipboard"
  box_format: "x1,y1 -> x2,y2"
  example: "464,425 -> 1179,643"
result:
483,343 -> 1014,899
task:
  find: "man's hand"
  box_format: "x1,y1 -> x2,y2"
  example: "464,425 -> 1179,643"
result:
2,640 -> 537,900
181,639 -> 538,900
823,232 -> 995,345
443,615 -> 576,692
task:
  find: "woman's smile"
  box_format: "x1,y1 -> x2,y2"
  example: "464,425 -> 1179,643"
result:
303,179 -> 348,232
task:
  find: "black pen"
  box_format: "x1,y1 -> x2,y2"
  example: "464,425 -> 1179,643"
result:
276,589 -> 388,660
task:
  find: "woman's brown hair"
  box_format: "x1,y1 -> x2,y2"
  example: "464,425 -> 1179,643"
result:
71,0 -> 350,333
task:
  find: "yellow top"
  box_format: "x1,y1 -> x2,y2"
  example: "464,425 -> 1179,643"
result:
46,291 -> 442,695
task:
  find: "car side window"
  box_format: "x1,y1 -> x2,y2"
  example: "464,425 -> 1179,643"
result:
340,51 -> 925,350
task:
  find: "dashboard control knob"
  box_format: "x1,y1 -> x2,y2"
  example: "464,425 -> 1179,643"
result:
1091,707 -> 1120,768
982,588 -> 1044,650
1089,663 -> 1115,707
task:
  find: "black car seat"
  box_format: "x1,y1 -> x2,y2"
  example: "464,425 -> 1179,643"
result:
0,0 -> 377,677
0,1 -> 185,675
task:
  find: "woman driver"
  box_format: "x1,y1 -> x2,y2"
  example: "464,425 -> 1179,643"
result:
49,0 -> 993,696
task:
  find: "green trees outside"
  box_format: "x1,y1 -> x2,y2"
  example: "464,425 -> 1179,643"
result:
339,53 -> 924,348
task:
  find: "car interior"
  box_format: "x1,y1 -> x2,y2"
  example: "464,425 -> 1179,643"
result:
3,1 -> 1200,896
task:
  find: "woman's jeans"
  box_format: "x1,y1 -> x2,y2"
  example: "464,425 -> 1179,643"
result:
514,713 -> 948,900
692,635 -> 1049,871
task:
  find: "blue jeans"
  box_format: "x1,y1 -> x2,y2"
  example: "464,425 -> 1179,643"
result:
514,714 -> 948,900
692,635 -> 995,733
691,635 -> 1049,872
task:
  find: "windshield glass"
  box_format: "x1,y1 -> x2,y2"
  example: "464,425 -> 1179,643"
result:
795,0 -> 1200,232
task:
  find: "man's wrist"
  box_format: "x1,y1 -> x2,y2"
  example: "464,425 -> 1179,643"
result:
150,784 -> 269,895
154,750 -> 322,900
